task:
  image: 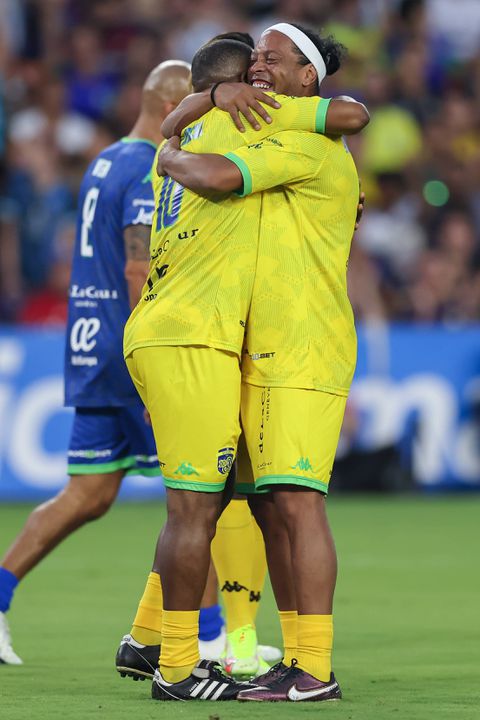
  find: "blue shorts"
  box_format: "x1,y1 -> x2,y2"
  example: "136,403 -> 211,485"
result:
67,405 -> 161,477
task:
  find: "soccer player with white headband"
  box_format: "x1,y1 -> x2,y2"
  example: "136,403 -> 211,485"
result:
156,21 -> 367,702
263,22 -> 328,87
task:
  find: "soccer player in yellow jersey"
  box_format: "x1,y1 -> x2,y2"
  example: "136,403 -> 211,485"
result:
156,23 -> 363,702
125,33 -> 367,701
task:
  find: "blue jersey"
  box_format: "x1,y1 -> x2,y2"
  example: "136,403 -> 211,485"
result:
64,138 -> 156,407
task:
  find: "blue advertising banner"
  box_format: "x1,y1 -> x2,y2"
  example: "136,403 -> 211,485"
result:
0,328 -> 165,501
1,324 -> 480,500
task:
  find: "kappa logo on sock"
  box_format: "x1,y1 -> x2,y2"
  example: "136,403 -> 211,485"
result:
221,580 -> 248,593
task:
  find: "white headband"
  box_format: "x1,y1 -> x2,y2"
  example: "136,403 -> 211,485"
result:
262,23 -> 327,87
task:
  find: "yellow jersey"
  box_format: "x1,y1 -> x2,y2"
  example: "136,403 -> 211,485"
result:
225,131 -> 359,396
123,95 -> 330,358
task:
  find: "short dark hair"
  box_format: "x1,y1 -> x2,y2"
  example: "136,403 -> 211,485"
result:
209,31 -> 254,49
191,39 -> 252,92
290,23 -> 347,79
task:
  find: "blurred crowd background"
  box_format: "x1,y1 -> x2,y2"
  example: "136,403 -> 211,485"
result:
1,0 -> 480,327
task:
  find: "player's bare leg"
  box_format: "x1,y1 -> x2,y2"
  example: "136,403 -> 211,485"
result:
0,471 -> 123,665
248,493 -> 298,674
271,489 -> 336,614
2,471 -> 124,580
210,436 -> 282,677
248,493 -> 296,611
159,488 -> 222,609
251,486 -> 337,693
197,561 -> 226,660
156,487 -> 223,683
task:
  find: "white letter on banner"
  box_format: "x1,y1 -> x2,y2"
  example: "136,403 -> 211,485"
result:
453,376 -> 480,483
8,377 -> 71,488
0,339 -> 24,458
350,374 -> 457,485
399,375 -> 456,485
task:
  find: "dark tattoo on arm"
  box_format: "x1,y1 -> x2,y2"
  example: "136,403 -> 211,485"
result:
124,224 -> 151,261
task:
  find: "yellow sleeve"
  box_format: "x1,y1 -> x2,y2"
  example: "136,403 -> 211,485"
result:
242,95 -> 331,143
224,131 -> 330,197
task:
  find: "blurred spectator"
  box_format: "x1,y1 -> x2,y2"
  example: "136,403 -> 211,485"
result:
4,125 -> 73,292
16,215 -> 75,326
357,172 -> 426,281
65,25 -> 121,120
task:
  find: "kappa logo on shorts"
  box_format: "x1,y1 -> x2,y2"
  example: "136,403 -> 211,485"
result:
217,447 -> 234,476
174,462 -> 199,476
290,457 -> 320,474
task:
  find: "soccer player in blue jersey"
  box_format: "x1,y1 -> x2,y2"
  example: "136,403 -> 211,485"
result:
0,60 -> 192,665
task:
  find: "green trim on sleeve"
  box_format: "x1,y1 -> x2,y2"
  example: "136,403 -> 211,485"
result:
224,152 -> 253,197
315,97 -> 332,134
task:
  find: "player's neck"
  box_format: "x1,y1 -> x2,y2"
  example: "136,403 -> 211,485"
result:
128,114 -> 165,148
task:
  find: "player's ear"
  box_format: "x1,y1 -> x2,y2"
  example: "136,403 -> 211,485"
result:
302,64 -> 318,90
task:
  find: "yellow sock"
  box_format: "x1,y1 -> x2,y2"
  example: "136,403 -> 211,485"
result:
160,610 -> 199,683
278,610 -> 298,666
211,499 -> 254,632
131,571 -> 163,645
249,517 -> 267,625
295,614 -> 333,682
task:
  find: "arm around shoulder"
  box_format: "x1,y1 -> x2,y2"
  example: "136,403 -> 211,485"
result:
158,137 -> 243,194
326,96 -> 370,135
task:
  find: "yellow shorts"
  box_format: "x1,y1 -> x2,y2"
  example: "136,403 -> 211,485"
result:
240,383 -> 347,494
126,346 -> 241,492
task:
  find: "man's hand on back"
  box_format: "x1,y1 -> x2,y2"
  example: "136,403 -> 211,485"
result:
157,136 -> 181,176
213,82 -> 281,132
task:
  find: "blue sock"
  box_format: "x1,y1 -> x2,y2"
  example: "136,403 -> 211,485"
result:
0,568 -> 19,613
199,604 -> 224,641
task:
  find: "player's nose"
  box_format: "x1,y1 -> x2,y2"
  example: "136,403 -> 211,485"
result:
250,56 -> 267,74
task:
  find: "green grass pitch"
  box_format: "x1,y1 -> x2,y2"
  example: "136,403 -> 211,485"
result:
1,496 -> 479,719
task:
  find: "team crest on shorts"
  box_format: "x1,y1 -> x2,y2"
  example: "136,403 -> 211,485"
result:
217,446 -> 234,475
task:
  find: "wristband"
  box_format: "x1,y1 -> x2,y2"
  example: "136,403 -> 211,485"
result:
210,82 -> 223,107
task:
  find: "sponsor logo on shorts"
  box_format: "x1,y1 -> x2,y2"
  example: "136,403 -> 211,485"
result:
217,446 -> 234,475
258,388 -> 271,454
244,348 -> 275,361
290,457 -> 319,474
173,462 -> 199,476
68,449 -> 112,459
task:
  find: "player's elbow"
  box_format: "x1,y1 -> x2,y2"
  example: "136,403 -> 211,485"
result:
343,103 -> 370,134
